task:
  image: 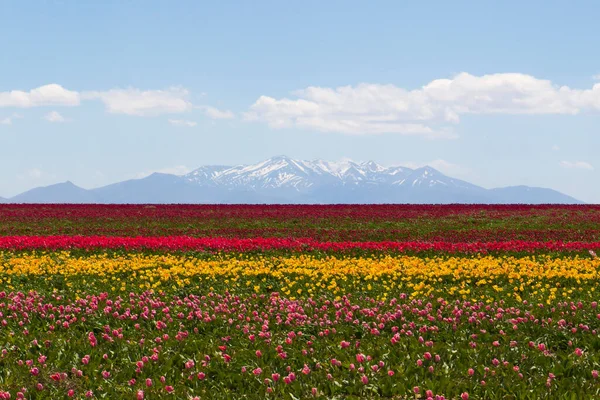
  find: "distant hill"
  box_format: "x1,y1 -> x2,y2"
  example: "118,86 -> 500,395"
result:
10,181 -> 100,203
4,156 -> 583,204
488,186 -> 584,204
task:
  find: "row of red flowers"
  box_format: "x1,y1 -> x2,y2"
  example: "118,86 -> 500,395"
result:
4,204 -> 597,221
3,227 -> 599,243
2,204 -> 599,242
1,235 -> 599,253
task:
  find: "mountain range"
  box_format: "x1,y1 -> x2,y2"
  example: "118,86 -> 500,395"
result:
3,156 -> 583,204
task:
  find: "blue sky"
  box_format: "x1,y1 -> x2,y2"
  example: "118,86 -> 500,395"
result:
1,0 -> 599,202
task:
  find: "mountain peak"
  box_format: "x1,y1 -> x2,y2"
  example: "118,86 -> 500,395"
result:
9,179 -> 95,203
414,166 -> 439,174
361,160 -> 386,172
269,155 -> 291,161
2,156 -> 583,204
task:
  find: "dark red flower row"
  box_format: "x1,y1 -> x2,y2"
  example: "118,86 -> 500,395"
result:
1,204 -> 600,242
2,204 -> 598,221
1,235 -> 599,253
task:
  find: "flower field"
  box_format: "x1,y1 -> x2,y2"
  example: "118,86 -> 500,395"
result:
0,205 -> 599,399
2,204 -> 600,242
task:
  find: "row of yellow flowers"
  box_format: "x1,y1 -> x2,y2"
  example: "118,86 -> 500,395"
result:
1,252 -> 597,303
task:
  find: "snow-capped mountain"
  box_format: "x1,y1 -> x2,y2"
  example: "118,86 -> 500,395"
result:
185,165 -> 231,187
394,167 -> 480,189
183,155 -> 413,190
186,156 -> 334,190
3,156 -> 583,204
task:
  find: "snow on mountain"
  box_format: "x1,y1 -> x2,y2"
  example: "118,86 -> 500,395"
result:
183,156 -> 415,190
191,156 -> 330,190
395,166 -> 480,190
361,160 -> 387,173
185,165 -> 231,186
3,156 -> 583,204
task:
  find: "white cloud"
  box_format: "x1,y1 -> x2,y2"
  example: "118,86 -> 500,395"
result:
134,165 -> 192,179
44,111 -> 66,123
0,85 -> 237,120
16,168 -> 51,181
28,168 -> 43,179
552,144 -> 560,151
0,84 -> 80,108
0,113 -> 24,125
198,106 -> 235,120
594,74 -> 600,81
82,87 -> 193,116
14,170 -> 62,194
0,84 -> 236,122
169,119 -> 197,127
559,161 -> 594,170
245,94 -> 454,138
428,160 -> 470,176
246,72 -> 600,137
